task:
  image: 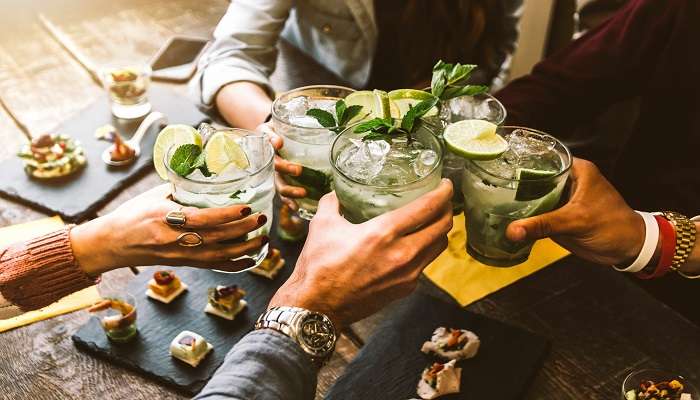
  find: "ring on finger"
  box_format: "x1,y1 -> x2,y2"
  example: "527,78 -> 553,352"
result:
165,208 -> 187,228
177,231 -> 203,247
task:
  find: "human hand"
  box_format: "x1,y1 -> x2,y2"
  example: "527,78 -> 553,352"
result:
505,158 -> 645,266
257,122 -> 306,211
70,184 -> 269,276
269,179 -> 454,331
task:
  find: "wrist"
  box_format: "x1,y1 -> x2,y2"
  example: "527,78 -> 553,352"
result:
620,210 -> 647,264
270,283 -> 344,332
70,216 -> 117,277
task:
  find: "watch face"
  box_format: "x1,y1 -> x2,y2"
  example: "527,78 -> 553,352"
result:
299,313 -> 336,356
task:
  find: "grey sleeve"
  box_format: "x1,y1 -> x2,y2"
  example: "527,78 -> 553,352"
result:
194,329 -> 317,400
189,0 -> 293,110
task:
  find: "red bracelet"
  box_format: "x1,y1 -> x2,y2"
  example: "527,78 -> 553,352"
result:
636,215 -> 676,279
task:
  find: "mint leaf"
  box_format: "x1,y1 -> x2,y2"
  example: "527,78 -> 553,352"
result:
335,100 -> 347,124
354,118 -> 393,133
430,60 -> 488,100
306,109 -> 336,128
362,132 -> 393,144
169,144 -> 201,177
431,65 -> 448,98
442,85 -> 488,100
401,96 -> 439,133
341,105 -> 364,126
447,64 -> 476,86
229,190 -> 244,200
191,151 -> 212,177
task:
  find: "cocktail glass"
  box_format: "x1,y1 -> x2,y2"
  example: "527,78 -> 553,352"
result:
331,120 -> 443,223
164,129 -> 275,271
437,93 -> 507,213
272,85 -> 355,220
101,64 -> 152,119
461,126 -> 571,267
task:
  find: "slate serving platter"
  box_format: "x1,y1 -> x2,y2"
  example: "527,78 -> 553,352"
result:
325,293 -> 549,400
72,226 -> 304,395
0,86 -> 208,222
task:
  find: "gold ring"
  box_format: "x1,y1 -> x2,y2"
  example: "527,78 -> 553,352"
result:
177,232 -> 203,247
165,209 -> 187,227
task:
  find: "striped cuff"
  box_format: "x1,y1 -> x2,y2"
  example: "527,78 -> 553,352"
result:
0,225 -> 97,312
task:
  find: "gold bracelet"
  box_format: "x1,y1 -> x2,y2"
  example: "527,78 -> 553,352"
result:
660,211 -> 697,276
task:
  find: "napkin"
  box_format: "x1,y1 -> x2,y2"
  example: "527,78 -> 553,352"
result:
0,216 -> 100,332
424,213 -> 570,306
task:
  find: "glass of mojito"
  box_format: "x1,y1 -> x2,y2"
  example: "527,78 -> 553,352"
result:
453,125 -> 571,267
162,126 -> 275,271
271,85 -> 356,220
331,120 -> 443,223
438,93 -> 507,213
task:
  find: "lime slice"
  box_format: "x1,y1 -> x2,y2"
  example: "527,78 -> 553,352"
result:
153,124 -> 202,180
515,168 -> 559,201
345,90 -> 392,122
443,119 -> 507,160
388,89 -> 438,118
203,131 -> 250,174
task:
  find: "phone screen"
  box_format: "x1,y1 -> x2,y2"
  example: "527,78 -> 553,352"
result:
152,38 -> 207,71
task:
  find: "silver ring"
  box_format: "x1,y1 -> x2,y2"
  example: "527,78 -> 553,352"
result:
177,232 -> 203,247
165,209 -> 187,227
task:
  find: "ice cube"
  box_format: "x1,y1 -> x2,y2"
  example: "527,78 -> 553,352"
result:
215,163 -> 247,181
307,98 -> 337,114
337,140 -> 388,183
288,115 -> 323,128
412,149 -> 438,177
187,168 -> 210,181
280,96 -> 310,118
507,129 -> 556,157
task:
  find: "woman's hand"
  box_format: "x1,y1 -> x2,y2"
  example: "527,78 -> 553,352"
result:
70,184 -> 269,276
257,122 -> 307,211
269,179 -> 454,331
505,158 -> 645,266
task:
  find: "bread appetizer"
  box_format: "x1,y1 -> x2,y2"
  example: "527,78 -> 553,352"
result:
204,285 -> 247,320
249,248 -> 285,279
17,133 -> 86,179
421,327 -> 480,361
169,330 -> 213,367
417,360 -> 462,399
146,270 -> 187,304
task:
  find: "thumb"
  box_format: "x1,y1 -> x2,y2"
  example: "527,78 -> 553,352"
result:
315,191 -> 341,218
506,208 -> 570,242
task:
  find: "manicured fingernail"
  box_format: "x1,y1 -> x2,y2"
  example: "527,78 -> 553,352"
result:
261,235 -> 269,245
240,207 -> 252,216
257,214 -> 268,225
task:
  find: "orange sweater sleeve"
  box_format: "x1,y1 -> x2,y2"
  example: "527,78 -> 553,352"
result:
0,226 -> 97,317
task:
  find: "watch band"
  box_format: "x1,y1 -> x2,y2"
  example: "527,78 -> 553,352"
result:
660,211 -> 697,273
677,215 -> 700,279
255,306 -> 336,368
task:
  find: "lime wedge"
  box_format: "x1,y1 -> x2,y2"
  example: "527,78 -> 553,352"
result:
443,119 -> 507,160
203,131 -> 250,174
153,124 -> 202,180
515,168 -> 559,201
388,89 -> 438,118
345,90 -> 392,122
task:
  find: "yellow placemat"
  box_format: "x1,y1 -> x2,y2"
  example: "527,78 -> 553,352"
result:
424,213 -> 570,306
0,216 -> 100,333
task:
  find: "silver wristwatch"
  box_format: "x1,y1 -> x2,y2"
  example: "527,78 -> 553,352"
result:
255,306 -> 337,367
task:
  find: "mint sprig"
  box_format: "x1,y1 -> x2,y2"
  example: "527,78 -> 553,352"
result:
430,60 -> 488,100
355,96 -> 438,143
169,143 -> 211,177
306,99 -> 364,134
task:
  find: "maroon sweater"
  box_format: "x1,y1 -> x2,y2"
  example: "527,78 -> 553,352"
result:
497,0 -> 699,216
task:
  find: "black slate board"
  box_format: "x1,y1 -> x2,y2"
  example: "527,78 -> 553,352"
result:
0,86 -> 208,222
72,227 -> 304,395
325,293 -> 549,400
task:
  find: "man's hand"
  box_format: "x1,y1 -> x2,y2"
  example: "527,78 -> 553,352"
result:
258,122 -> 307,211
269,180 -> 454,330
506,158 -> 645,266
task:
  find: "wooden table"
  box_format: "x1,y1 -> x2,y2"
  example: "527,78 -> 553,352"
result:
1,1 -> 699,399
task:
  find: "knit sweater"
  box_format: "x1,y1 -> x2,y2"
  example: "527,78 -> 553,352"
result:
0,226 -> 96,319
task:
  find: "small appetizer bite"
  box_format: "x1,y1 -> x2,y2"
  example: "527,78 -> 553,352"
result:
204,285 -> 247,320
276,204 -> 306,242
421,327 -> 480,361
146,270 -> 187,304
88,297 -> 138,343
18,133 -> 87,179
169,330 -> 213,367
417,360 -> 462,399
249,248 -> 285,279
109,132 -> 136,163
626,378 -> 694,400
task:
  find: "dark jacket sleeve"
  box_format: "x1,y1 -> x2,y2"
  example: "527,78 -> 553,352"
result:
193,329 -> 317,400
496,0 -> 680,137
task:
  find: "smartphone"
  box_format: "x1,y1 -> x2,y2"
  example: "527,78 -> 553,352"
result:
150,36 -> 210,82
